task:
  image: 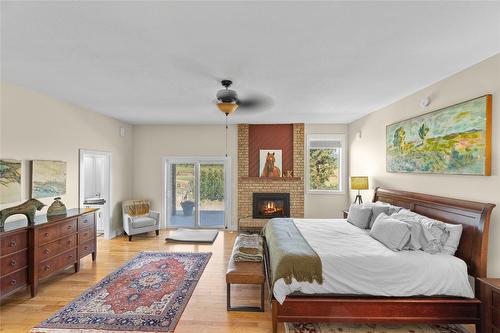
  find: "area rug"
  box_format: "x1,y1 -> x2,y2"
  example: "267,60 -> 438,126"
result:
165,229 -> 219,243
32,252 -> 211,333
285,323 -> 469,333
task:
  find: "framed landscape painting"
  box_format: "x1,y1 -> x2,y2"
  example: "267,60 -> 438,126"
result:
386,95 -> 491,175
0,159 -> 22,204
31,160 -> 67,198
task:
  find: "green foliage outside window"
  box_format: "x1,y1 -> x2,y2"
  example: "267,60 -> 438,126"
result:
200,166 -> 224,201
309,148 -> 339,190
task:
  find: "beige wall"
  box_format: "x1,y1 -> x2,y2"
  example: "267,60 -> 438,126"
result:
0,82 -> 133,234
348,54 -> 500,276
304,124 -> 349,218
131,124 -> 238,229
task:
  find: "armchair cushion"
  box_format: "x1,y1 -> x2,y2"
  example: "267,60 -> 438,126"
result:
130,216 -> 157,229
123,200 -> 150,216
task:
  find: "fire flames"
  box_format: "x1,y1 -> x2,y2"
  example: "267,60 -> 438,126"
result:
262,200 -> 283,216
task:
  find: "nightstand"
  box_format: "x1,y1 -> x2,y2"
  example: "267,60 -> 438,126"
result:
343,210 -> 349,219
478,278 -> 500,333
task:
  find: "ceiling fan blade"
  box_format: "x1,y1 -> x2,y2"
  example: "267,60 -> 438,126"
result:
237,94 -> 274,112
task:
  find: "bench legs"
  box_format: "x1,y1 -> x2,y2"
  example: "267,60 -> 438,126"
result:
226,283 -> 265,312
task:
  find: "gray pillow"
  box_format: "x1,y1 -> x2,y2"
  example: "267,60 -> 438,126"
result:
369,205 -> 391,228
441,223 -> 463,255
363,202 -> 402,228
347,205 -> 372,229
369,213 -> 411,251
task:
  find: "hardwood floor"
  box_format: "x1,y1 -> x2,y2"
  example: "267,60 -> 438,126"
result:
0,230 -> 280,333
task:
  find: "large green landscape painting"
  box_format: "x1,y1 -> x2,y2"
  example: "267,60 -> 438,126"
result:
386,95 -> 491,175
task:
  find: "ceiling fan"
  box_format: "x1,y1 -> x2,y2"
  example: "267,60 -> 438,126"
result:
215,79 -> 273,157
215,79 -> 273,115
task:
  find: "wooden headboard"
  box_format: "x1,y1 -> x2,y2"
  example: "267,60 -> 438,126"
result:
373,187 -> 495,278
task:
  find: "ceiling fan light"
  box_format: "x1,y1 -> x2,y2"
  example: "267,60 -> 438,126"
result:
217,102 -> 238,114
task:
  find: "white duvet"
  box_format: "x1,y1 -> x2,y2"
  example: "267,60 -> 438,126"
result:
272,219 -> 474,304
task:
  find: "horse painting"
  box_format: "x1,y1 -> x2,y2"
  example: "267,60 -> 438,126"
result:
261,152 -> 281,177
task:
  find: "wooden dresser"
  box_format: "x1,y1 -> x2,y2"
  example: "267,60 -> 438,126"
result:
0,208 -> 97,299
479,278 -> 500,333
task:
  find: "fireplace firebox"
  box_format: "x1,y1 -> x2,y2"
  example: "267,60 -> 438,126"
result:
252,193 -> 290,219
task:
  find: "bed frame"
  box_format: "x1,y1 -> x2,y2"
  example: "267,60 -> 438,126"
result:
264,187 -> 495,333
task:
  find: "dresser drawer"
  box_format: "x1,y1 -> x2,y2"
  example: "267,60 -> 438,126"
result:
38,218 -> 77,245
0,267 -> 27,297
493,308 -> 500,329
493,289 -> 500,309
79,240 -> 95,259
59,219 -> 77,237
1,249 -> 28,276
78,228 -> 94,243
38,234 -> 77,261
78,214 -> 95,231
0,231 -> 28,256
38,249 -> 77,279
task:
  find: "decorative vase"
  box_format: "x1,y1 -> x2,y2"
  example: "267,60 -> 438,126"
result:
47,197 -> 67,217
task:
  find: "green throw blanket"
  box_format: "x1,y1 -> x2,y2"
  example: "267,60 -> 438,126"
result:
262,218 -> 323,288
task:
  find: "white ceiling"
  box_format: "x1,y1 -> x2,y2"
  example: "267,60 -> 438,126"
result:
1,1 -> 500,125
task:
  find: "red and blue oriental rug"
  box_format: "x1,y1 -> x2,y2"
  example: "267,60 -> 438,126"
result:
32,252 -> 211,333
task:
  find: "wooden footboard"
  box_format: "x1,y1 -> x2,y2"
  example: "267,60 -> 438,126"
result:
271,296 -> 481,333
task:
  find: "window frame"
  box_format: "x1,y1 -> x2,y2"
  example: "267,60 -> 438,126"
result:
306,133 -> 346,195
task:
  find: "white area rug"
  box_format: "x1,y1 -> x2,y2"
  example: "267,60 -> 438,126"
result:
284,323 -> 469,333
165,229 -> 219,243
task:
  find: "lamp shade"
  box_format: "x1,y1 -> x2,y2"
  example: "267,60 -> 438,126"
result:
350,176 -> 369,190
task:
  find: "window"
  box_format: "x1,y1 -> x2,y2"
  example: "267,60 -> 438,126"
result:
307,134 -> 346,193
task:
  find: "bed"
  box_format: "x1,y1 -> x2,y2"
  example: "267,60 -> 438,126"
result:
263,187 -> 496,333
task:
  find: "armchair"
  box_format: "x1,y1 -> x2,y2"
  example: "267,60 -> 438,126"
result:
122,200 -> 160,241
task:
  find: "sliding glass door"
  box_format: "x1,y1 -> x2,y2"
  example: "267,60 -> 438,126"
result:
165,158 -> 229,229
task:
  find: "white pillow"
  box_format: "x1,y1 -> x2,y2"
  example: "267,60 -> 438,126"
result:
369,213 -> 412,251
391,210 -> 448,254
441,223 -> 463,255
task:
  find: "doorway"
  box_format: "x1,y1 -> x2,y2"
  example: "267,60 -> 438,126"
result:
164,157 -> 230,229
79,150 -> 112,239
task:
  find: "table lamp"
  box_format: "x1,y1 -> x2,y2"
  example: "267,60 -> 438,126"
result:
350,176 -> 369,204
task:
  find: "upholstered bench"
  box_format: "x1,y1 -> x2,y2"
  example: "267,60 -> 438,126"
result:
226,254 -> 265,312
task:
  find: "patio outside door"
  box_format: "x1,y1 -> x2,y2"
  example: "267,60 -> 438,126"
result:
165,157 -> 230,229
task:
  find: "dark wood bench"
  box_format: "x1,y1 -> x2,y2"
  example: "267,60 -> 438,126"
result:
226,254 -> 265,312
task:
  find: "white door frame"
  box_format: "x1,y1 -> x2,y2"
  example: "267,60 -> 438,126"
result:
162,156 -> 231,230
79,149 -> 113,240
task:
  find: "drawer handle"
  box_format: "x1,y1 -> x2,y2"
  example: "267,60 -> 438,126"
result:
84,246 -> 88,250
67,240 -> 72,245
9,259 -> 16,266
83,219 -> 88,223
44,232 -> 49,237
10,279 -> 16,286
44,249 -> 50,255
67,225 -> 72,230
44,265 -> 51,271
84,233 -> 88,237
9,240 -> 16,247
68,255 -> 73,260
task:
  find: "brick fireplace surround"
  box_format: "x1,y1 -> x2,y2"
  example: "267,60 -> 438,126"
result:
238,124 -> 305,230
